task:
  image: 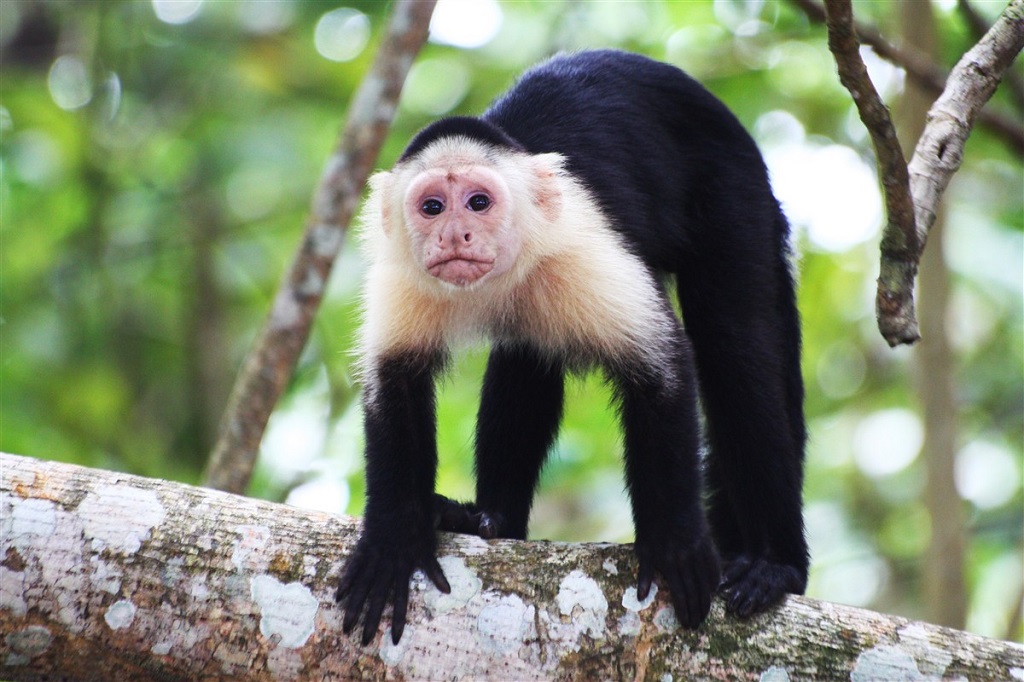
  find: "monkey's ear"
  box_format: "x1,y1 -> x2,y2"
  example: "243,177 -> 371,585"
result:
367,171 -> 399,236
529,153 -> 564,223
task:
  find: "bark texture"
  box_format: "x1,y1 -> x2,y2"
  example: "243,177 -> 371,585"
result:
2,453 -> 1021,681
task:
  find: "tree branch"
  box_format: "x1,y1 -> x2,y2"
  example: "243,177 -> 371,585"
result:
202,0 -> 437,494
790,0 -> 1024,155
2,453 -> 1021,681
958,0 -> 1024,113
907,0 -> 1024,265
818,0 -> 1024,346
822,0 -> 922,346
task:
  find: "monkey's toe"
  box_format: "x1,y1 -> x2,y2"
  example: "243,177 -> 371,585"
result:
719,556 -> 805,617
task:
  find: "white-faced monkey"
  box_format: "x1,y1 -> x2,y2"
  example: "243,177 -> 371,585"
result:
338,49 -> 808,645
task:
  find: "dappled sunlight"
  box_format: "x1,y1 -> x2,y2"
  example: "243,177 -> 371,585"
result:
430,0 -> 503,49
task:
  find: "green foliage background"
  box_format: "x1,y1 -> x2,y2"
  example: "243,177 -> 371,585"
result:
2,0 -> 1020,639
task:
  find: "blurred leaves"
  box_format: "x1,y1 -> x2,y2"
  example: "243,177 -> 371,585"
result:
2,0 -> 1020,639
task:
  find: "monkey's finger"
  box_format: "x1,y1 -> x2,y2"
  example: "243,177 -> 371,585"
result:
667,569 -> 697,628
391,579 -> 410,645
336,560 -> 361,603
477,511 -> 507,539
636,556 -> 654,601
726,579 -> 761,617
726,569 -> 771,618
361,568 -> 395,646
422,556 -> 451,594
690,562 -> 714,626
719,555 -> 753,590
342,573 -> 374,634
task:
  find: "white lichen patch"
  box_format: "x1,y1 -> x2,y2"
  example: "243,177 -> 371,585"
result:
424,556 -> 481,617
617,611 -> 641,637
760,666 -> 792,681
231,525 -> 272,572
622,584 -> 657,612
250,574 -> 318,648
1010,667 -> 1024,681
79,485 -> 166,554
896,623 -> 953,677
89,556 -> 122,594
602,558 -> 618,575
380,626 -> 412,665
556,570 -> 608,639
10,498 -> 57,543
851,645 -> 925,682
0,567 -> 27,617
476,592 -> 535,655
617,584 -> 658,637
4,625 -> 52,666
152,641 -> 173,656
653,606 -> 679,633
190,575 -> 211,601
104,599 -> 137,630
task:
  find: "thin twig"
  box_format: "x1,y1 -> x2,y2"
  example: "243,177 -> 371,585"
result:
203,0 -> 438,493
823,0 -> 921,345
791,0 -> 1024,155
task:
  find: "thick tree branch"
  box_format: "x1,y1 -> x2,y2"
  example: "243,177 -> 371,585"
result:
790,0 -> 1024,154
2,453 -> 1021,681
906,0 -> 1024,267
819,0 -> 1023,346
958,0 -> 1024,113
203,0 -> 437,494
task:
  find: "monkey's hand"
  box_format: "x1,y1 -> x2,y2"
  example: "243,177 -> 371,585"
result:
719,554 -> 806,618
635,530 -> 721,628
433,493 -> 505,539
337,529 -> 451,645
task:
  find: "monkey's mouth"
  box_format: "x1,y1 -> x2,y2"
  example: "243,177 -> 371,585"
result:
426,255 -> 495,286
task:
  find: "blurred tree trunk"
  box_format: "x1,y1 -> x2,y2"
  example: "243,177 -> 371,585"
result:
185,173 -> 231,460
203,0 -> 436,494
898,1 -> 968,630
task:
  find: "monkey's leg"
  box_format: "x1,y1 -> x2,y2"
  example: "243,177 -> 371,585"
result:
676,264 -> 809,617
613,332 -> 721,628
458,344 -> 565,540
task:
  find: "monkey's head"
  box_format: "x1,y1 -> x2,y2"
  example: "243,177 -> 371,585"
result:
402,161 -> 517,287
365,131 -> 564,294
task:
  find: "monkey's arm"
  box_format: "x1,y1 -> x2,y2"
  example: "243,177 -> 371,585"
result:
337,353 -> 451,645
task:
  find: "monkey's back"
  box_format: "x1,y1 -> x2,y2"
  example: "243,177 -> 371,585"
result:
484,49 -> 781,271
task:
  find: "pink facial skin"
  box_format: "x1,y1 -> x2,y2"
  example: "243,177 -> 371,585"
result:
404,165 -> 519,287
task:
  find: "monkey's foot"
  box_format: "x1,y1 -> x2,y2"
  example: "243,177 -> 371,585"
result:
719,555 -> 806,618
433,494 -> 505,539
635,531 -> 721,628
338,530 -> 451,646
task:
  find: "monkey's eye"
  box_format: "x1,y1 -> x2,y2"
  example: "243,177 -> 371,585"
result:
467,194 -> 491,212
421,198 -> 445,216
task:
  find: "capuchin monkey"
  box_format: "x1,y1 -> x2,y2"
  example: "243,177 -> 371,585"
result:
338,49 -> 808,646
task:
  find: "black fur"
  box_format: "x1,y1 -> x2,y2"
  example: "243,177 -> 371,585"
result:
339,49 -> 808,644
398,115 -> 523,162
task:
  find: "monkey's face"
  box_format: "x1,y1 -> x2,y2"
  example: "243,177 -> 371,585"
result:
402,165 -> 520,288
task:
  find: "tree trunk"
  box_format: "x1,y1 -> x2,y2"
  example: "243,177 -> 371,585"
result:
898,0 -> 968,631
2,453 -> 1020,681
